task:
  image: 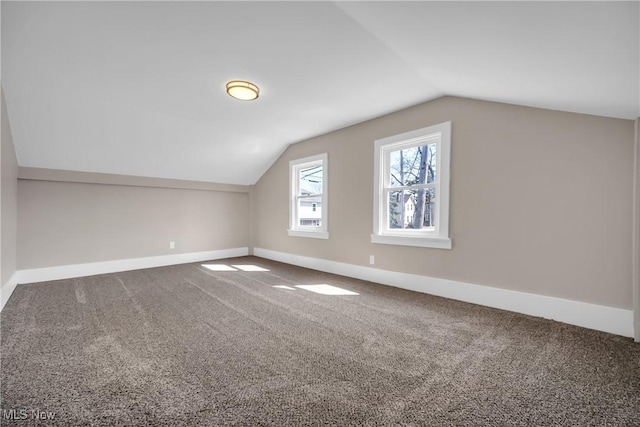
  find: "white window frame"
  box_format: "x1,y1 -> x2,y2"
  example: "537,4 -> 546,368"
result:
288,153 -> 329,239
372,122 -> 452,249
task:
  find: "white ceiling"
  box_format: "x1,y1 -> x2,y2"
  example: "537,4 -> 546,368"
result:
2,1 -> 638,185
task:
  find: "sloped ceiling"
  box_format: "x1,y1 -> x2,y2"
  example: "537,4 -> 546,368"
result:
2,1 -> 638,185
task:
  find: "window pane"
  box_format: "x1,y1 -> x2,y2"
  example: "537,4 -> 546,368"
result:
299,164 -> 323,195
298,195 -> 322,227
388,190 -> 412,229
388,188 -> 436,229
419,188 -> 436,229
389,143 -> 437,187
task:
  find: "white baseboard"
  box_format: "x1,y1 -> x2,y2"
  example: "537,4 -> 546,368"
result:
10,247 -> 249,288
1,272 -> 20,312
254,247 -> 634,338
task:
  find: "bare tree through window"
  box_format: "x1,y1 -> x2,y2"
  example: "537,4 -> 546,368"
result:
388,143 -> 437,230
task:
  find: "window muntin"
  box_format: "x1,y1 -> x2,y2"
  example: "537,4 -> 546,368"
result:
373,122 -> 451,249
289,153 -> 328,239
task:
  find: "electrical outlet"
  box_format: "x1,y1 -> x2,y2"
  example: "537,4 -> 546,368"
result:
369,255 -> 375,265
169,241 -> 176,249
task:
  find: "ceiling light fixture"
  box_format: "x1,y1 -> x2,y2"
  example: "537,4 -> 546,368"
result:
226,80 -> 259,101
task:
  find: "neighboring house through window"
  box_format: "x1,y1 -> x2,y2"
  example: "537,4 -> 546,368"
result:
372,122 -> 452,249
288,153 -> 328,239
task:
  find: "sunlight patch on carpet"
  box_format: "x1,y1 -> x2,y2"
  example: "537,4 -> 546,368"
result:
232,265 -> 270,272
201,264 -> 238,271
295,284 -> 359,296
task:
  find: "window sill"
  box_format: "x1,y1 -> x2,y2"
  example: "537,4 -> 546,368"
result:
371,234 -> 452,249
288,229 -> 329,240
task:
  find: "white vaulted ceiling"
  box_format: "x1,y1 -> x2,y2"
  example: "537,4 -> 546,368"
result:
2,1 -> 638,185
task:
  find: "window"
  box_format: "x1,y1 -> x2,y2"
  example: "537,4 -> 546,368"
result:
372,122 -> 451,249
289,153 -> 328,239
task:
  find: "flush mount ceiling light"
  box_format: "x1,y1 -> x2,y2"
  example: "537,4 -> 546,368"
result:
226,80 -> 259,101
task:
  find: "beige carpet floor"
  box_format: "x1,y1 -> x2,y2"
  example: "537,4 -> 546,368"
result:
1,256 -> 639,426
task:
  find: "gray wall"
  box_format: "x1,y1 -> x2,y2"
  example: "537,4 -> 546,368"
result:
1,88 -> 19,287
18,177 -> 250,269
252,96 -> 635,309
634,117 -> 640,340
